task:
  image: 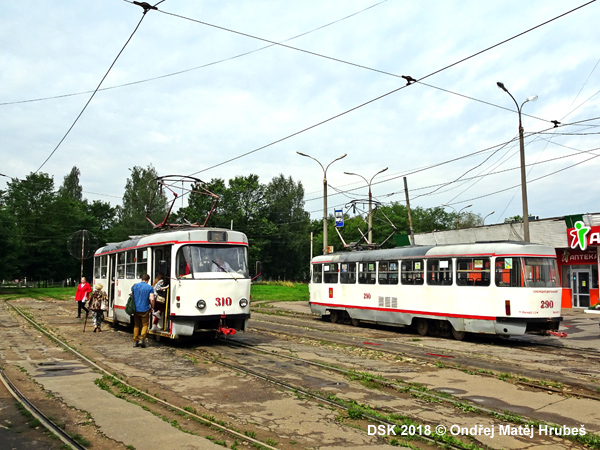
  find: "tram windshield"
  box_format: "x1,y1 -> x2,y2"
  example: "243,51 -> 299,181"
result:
495,257 -> 559,288
176,245 -> 249,279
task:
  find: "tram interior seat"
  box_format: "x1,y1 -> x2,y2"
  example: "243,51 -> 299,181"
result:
474,278 -> 489,286
414,277 -> 423,285
534,281 -> 546,287
379,277 -> 388,285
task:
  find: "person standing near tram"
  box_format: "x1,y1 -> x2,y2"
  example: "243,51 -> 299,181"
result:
75,277 -> 91,318
131,274 -> 155,348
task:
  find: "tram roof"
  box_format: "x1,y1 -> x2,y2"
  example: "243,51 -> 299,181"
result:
95,227 -> 248,255
311,241 -> 557,263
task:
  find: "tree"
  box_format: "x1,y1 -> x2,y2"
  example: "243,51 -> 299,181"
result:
3,173 -> 79,281
260,175 -> 311,280
58,166 -> 83,201
117,165 -> 167,236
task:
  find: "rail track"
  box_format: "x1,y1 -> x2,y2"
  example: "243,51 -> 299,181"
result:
0,368 -> 86,450
5,297 -> 600,449
251,305 -> 600,397
4,301 -> 279,450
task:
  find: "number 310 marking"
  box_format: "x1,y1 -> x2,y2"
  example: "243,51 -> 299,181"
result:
540,300 -> 554,308
216,297 -> 232,307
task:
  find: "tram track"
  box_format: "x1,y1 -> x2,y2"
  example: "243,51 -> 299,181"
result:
177,333 -> 600,449
6,297 -> 600,449
251,307 -> 600,398
0,368 -> 86,450
4,301 -> 279,450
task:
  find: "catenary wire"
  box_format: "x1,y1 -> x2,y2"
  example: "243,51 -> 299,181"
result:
34,9 -> 151,174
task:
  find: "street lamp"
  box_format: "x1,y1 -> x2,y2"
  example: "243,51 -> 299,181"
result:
442,203 -> 472,229
497,81 -> 537,242
344,167 -> 388,243
483,210 -> 495,225
297,151 -> 347,254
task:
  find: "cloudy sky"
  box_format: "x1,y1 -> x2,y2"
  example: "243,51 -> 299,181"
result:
1,0 -> 599,225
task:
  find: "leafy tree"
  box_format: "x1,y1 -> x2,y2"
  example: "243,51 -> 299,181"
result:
58,166 -> 83,201
260,175 -> 311,280
3,173 -> 79,281
174,178 -> 227,227
117,165 -> 167,236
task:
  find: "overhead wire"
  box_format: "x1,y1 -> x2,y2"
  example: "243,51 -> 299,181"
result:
34,5 -> 154,174
0,0 -> 388,107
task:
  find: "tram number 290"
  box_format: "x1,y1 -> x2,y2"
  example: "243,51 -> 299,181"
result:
215,297 -> 232,307
540,300 -> 554,308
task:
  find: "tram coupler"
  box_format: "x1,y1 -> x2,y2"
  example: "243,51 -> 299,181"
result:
547,330 -> 567,338
217,324 -> 236,336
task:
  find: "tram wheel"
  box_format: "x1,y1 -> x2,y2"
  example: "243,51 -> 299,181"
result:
350,318 -> 360,327
415,318 -> 429,336
451,327 -> 466,341
329,310 -> 339,324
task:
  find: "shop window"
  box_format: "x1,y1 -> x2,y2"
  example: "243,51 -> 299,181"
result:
401,259 -> 424,285
340,262 -> 356,284
358,262 -> 377,284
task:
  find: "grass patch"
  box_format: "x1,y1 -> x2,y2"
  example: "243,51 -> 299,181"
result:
0,287 -> 74,301
251,282 -> 308,302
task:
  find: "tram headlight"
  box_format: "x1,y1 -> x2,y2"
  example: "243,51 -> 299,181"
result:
239,298 -> 248,308
196,299 -> 206,310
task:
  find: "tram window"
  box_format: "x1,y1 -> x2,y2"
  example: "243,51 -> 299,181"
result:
427,259 -> 453,286
117,252 -> 125,279
126,250 -> 136,279
358,262 -> 376,284
176,245 -> 249,279
94,255 -> 108,279
523,258 -> 559,287
136,249 -> 147,278
378,261 -> 398,285
340,262 -> 356,284
401,260 -> 424,285
323,263 -> 339,284
496,257 -> 559,288
456,257 -> 490,286
312,264 -> 323,283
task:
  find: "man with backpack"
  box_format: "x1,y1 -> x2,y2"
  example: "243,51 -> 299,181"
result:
131,274 -> 155,348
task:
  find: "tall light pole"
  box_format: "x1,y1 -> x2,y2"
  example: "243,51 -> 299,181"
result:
497,81 -> 537,242
344,167 -> 388,243
483,210 -> 495,225
442,203 -> 472,229
297,151 -> 347,254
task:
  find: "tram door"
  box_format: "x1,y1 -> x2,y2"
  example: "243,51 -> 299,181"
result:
572,269 -> 591,308
108,254 -> 117,318
152,246 -> 171,330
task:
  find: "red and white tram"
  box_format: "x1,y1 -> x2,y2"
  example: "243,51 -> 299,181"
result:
309,242 -> 563,339
93,227 -> 251,339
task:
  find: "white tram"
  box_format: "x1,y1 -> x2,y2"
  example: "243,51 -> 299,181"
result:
309,242 -> 563,339
93,227 -> 251,339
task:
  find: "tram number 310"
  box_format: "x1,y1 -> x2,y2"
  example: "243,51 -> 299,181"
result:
215,297 -> 233,307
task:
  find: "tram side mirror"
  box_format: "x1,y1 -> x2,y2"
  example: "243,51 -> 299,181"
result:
255,261 -> 262,278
